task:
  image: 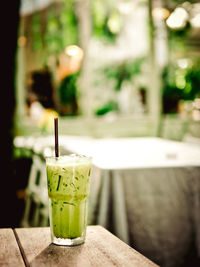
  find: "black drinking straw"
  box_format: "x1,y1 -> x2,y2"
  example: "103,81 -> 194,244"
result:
54,117 -> 59,157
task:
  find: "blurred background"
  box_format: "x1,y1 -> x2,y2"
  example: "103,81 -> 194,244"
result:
3,0 -> 200,266
15,0 -> 200,138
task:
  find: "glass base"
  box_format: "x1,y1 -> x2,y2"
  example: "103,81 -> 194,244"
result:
52,235 -> 85,246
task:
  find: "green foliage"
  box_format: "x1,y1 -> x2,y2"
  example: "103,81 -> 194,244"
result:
94,57 -> 145,116
103,57 -> 145,91
31,0 -> 123,54
95,100 -> 118,116
45,11 -> 63,54
58,73 -> 79,116
60,0 -> 78,47
92,0 -> 106,37
184,64 -> 200,99
32,1 -> 78,54
167,21 -> 191,44
91,0 -> 121,42
58,73 -> 79,104
162,61 -> 200,113
32,13 -> 43,51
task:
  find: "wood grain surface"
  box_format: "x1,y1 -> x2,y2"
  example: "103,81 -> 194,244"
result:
15,226 -> 159,267
0,228 -> 25,267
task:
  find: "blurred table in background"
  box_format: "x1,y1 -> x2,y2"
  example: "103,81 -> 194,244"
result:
14,136 -> 200,267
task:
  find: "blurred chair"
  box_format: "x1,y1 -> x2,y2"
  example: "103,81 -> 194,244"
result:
20,154 -> 49,227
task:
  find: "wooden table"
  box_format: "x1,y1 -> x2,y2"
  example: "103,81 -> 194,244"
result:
0,226 -> 158,267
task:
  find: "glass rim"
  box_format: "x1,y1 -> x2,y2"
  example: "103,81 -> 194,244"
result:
45,154 -> 92,164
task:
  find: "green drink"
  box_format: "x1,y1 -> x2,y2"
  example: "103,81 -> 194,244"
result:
46,155 -> 92,246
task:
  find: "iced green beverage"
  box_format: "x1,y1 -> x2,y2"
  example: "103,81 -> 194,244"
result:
46,155 -> 92,246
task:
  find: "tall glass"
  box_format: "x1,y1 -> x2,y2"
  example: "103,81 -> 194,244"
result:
45,154 -> 92,246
